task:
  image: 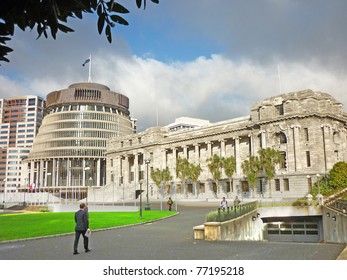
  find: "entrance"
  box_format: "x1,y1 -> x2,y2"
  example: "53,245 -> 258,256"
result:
263,216 -> 323,243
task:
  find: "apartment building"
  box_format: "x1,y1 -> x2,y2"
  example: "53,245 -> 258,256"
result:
0,96 -> 45,193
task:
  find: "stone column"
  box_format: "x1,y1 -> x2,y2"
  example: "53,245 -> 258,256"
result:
183,146 -> 188,159
97,159 -> 101,187
291,125 -> 301,171
134,153 -> 139,183
52,159 -> 56,187
172,148 -> 177,180
220,140 -> 226,157
321,124 -> 332,171
39,159 -> 44,189
194,143 -> 200,163
206,141 -> 212,158
233,137 -> 241,175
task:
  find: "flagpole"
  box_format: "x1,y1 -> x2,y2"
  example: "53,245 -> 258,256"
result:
88,54 -> 92,82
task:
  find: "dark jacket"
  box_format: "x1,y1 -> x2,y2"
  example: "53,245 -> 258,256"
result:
75,209 -> 89,231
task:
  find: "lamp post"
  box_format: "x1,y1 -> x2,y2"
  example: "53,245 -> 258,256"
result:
316,173 -> 323,206
111,171 -> 114,206
84,167 -> 90,203
145,159 -> 151,210
139,179 -> 143,218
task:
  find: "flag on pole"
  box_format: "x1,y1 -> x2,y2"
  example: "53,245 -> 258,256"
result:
82,58 -> 90,67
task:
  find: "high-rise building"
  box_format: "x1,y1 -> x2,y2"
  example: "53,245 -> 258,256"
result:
0,96 -> 45,193
25,82 -> 134,199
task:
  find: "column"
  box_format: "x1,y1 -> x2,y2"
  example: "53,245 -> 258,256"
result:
220,140 -> 226,157
134,153 -> 139,182
52,159 -> 56,187
206,141 -> 212,157
96,159 -> 100,187
321,124 -> 332,171
194,143 -> 200,163
291,125 -> 301,171
172,148 -> 177,180
233,137 -> 241,175
183,146 -> 188,159
39,159 -> 44,189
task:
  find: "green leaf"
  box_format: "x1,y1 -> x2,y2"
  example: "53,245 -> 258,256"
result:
108,1 -> 129,14
110,15 -> 129,25
57,24 -> 74,34
105,24 -> 112,43
136,0 -> 143,8
97,15 -> 105,34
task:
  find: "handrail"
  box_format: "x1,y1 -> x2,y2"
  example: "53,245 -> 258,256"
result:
206,201 -> 258,222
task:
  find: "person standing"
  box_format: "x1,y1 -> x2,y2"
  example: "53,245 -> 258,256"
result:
220,197 -> 228,209
234,195 -> 241,206
73,202 -> 91,255
167,197 -> 174,211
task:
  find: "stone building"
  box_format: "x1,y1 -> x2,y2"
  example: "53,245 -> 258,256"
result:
25,82 -> 135,199
105,89 -> 347,201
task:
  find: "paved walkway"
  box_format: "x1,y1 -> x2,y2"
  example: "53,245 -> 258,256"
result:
0,201 -> 346,260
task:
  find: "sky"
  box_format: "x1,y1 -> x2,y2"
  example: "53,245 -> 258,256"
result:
1,0 -> 347,132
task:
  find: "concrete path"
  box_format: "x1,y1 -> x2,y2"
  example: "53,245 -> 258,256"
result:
0,201 -> 345,260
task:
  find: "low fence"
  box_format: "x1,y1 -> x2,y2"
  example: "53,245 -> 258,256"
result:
206,201 -> 258,222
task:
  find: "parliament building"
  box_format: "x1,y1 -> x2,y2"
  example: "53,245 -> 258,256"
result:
105,89 -> 347,201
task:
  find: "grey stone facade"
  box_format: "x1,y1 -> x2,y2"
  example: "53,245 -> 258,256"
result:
105,89 -> 347,201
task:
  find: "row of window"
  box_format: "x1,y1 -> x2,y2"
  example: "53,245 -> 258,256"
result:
33,139 -> 107,149
47,104 -> 129,116
35,130 -> 118,140
44,121 -> 123,131
30,149 -> 105,158
45,111 -> 131,123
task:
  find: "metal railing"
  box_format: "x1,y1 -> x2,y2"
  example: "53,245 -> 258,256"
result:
206,201 -> 258,222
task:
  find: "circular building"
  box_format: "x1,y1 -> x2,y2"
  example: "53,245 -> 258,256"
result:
26,82 -> 134,199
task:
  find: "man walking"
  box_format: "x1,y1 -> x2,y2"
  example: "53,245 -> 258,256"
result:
73,203 -> 91,255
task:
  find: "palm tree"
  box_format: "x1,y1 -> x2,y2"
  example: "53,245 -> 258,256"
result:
241,155 -> 261,197
207,154 -> 223,197
150,167 -> 172,197
187,162 -> 202,197
222,156 -> 236,193
176,157 -> 190,196
258,148 -> 283,198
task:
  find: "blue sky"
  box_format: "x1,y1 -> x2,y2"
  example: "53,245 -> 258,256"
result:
1,0 -> 347,131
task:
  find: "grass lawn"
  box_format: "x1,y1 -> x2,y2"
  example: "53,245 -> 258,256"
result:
0,211 -> 176,242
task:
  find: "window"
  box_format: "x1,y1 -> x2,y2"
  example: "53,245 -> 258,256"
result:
284,178 -> 289,191
279,132 -> 287,144
306,151 -> 311,167
307,177 -> 312,192
304,128 -> 309,141
276,104 -> 284,115
28,98 -> 36,106
275,179 -> 280,191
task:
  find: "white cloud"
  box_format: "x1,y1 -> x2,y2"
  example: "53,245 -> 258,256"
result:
2,52 -> 347,132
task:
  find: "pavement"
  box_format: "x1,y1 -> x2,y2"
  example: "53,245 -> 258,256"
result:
0,201 -> 346,260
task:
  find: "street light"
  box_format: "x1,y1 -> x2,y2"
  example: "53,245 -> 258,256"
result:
84,167 -> 90,203
145,159 -> 151,210
139,179 -> 144,218
316,173 -> 323,206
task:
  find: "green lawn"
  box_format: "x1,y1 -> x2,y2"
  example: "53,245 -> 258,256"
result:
0,211 -> 176,241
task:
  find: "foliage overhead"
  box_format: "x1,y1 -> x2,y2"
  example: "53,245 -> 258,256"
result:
0,0 -> 159,64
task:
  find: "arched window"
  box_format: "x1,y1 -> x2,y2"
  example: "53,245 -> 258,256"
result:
279,132 -> 287,144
